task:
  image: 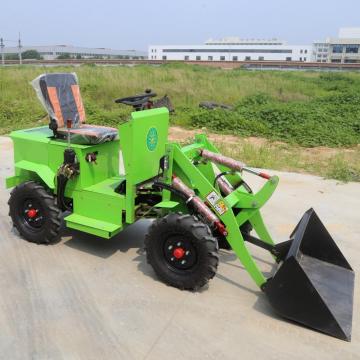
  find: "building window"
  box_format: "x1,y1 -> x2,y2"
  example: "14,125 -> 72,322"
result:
286,57 -> 292,61
300,49 -> 303,54
332,45 -> 343,53
300,57 -> 302,61
208,56 -> 213,61
162,56 -> 167,60
184,55 -> 189,60
304,49 -> 308,54
196,56 -> 201,61
304,57 -> 307,61
232,56 -> 238,61
346,45 -> 359,53
163,48 -> 292,54
258,56 -> 264,61
220,56 -> 225,61
245,56 -> 251,61
331,59 -> 341,63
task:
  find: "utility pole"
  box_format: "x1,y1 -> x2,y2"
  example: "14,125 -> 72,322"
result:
0,38 -> 4,65
18,33 -> 22,65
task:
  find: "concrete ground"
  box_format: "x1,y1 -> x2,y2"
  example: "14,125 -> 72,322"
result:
0,136 -> 359,360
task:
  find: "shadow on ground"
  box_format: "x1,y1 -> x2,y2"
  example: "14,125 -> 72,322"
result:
60,216 -> 290,325
63,219 -> 152,258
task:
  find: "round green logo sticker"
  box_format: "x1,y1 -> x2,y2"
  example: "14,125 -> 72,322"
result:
146,127 -> 158,151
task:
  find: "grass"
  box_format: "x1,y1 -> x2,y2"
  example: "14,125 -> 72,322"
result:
172,127 -> 360,183
0,64 -> 359,182
217,142 -> 360,183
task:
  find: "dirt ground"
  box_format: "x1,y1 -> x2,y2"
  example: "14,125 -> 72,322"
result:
0,136 -> 359,359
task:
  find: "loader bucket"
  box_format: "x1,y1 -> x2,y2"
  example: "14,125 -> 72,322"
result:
264,208 -> 354,341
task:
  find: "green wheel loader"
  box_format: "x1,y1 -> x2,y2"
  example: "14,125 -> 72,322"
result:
6,73 -> 354,341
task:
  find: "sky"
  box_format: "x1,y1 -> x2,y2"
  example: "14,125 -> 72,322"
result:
1,0 -> 360,50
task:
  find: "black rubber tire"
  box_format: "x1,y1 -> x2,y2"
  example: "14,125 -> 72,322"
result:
145,213 -> 219,290
8,181 -> 62,244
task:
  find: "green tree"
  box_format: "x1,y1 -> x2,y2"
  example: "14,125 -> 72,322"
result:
57,53 -> 71,59
5,53 -> 19,60
21,49 -> 42,60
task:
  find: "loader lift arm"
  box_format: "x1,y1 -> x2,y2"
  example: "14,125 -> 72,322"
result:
171,139 -> 279,288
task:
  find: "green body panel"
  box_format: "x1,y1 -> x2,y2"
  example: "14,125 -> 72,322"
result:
6,106 -> 279,288
119,108 -> 169,185
65,213 -> 122,238
7,125 -> 123,238
118,108 -> 169,223
155,201 -> 179,209
14,160 -> 55,189
65,177 -> 126,236
7,126 -> 120,193
6,175 -> 22,188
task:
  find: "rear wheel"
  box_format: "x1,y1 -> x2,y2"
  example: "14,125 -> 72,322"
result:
145,213 -> 219,290
8,181 -> 62,244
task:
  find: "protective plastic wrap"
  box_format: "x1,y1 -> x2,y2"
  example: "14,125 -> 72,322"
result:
31,73 -> 83,127
31,73 -> 118,145
61,124 -> 118,145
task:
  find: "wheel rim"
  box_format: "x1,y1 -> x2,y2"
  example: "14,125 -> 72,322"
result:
19,198 -> 45,231
163,235 -> 197,270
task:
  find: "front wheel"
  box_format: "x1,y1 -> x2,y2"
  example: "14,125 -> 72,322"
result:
8,181 -> 62,244
145,213 -> 219,290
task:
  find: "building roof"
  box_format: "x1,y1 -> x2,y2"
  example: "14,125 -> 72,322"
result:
3,44 -> 146,56
205,37 -> 285,45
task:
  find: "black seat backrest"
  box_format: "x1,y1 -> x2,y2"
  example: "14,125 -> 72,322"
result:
31,73 -> 86,130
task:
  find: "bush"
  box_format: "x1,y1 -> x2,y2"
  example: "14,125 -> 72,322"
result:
191,85 -> 360,147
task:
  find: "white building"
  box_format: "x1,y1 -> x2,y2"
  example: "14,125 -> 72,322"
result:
3,44 -> 147,60
312,28 -> 360,63
149,37 -> 312,62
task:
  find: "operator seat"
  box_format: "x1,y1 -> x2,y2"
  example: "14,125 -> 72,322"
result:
31,73 -> 118,145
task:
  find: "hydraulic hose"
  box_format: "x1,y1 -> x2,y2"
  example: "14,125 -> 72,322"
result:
56,173 -> 71,211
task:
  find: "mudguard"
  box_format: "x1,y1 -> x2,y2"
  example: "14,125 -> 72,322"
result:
6,160 -> 55,189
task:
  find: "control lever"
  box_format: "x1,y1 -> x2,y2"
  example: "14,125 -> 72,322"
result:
85,151 -> 98,164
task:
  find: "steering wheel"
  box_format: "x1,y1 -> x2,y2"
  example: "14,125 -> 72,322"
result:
115,89 -> 157,109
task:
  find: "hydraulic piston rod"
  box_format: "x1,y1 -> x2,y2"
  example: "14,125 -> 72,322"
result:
199,149 -> 271,180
